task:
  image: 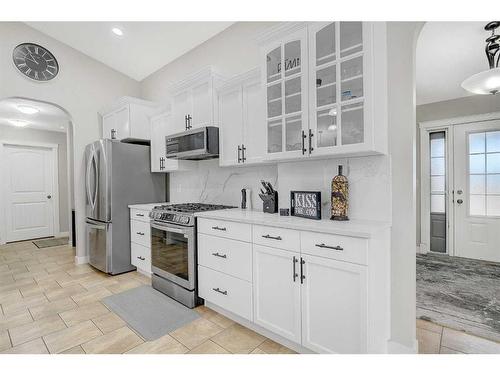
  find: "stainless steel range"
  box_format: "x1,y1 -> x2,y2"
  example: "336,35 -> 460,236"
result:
149,203 -> 235,308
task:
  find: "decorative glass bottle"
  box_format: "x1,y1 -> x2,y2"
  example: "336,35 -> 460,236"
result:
331,165 -> 349,221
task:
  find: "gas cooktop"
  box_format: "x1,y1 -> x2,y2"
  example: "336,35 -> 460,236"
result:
150,203 -> 236,226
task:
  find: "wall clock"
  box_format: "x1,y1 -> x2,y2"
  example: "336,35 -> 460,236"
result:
12,43 -> 59,82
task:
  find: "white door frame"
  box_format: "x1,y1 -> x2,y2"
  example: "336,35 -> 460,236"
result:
0,140 -> 60,245
419,111 -> 500,256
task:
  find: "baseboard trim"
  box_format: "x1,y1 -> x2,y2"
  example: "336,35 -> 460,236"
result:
74,255 -> 89,265
387,339 -> 418,354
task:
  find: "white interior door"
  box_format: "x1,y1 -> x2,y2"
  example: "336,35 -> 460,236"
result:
454,120 -> 500,262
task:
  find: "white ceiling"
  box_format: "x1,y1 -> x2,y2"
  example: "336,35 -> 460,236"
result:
0,98 -> 70,133
26,22 -> 234,81
417,21 -> 492,105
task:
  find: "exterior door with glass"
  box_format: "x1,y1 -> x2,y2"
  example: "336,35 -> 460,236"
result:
454,120 -> 500,262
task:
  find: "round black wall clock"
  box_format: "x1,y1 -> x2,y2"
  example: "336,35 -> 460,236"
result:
12,43 -> 59,82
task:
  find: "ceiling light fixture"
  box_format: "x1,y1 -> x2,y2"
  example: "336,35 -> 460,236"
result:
17,105 -> 39,115
462,21 -> 500,95
112,27 -> 124,37
10,119 -> 29,127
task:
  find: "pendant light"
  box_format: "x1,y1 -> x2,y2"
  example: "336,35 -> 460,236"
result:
462,21 -> 500,95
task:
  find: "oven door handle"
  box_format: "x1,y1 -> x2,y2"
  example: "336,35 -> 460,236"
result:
151,223 -> 188,235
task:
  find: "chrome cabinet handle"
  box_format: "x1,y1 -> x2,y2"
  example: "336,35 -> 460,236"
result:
111,129 -> 117,139
212,252 -> 227,259
302,130 -> 307,155
293,256 -> 298,282
211,226 -> 227,231
212,287 -> 228,295
136,232 -> 145,236
457,199 -> 463,204
241,144 -> 246,163
262,234 -> 282,240
315,243 -> 343,251
136,213 -> 144,217
308,129 -> 314,154
137,256 -> 145,260
237,145 -> 242,163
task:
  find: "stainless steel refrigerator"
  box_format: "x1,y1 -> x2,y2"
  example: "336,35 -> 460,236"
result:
85,139 -> 165,275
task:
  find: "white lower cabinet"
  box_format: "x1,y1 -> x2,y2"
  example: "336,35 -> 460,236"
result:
131,242 -> 151,274
301,254 -> 367,353
253,245 -> 302,344
129,207 -> 153,276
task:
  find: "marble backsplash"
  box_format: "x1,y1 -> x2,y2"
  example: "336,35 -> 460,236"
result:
169,155 -> 392,222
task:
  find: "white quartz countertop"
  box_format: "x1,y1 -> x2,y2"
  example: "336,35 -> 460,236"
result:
128,202 -> 168,211
195,208 -> 391,238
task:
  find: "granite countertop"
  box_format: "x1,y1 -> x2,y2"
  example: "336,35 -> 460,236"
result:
195,208 -> 391,239
128,202 -> 168,211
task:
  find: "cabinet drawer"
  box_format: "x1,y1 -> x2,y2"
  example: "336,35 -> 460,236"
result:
131,242 -> 151,274
198,265 -> 252,321
130,220 -> 151,247
300,231 -> 368,265
198,218 -> 252,242
130,209 -> 150,223
253,225 -> 300,252
198,234 -> 252,282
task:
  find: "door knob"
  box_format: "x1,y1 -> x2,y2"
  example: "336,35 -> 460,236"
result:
47,195 -> 52,199
457,199 -> 463,204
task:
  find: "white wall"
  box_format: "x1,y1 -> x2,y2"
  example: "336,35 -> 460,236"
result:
0,124 -> 70,233
0,22 -> 141,260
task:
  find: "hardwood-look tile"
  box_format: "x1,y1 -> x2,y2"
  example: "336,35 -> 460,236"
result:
0,330 -> 11,352
257,339 -> 296,354
0,338 -> 48,354
417,327 -> 441,354
81,326 -> 143,354
44,284 -> 87,302
9,314 -> 66,346
441,328 -> 500,354
43,320 -> 102,353
0,279 -> 36,294
79,277 -> 119,290
212,324 -> 267,354
126,334 -> 188,354
59,301 -> 109,327
13,270 -> 49,281
440,346 -> 464,354
29,297 -> 77,320
194,305 -> 235,329
170,318 -> 224,349
20,282 -> 61,298
26,262 -> 58,273
1,293 -> 48,316
188,339 -> 230,354
0,309 -> 33,332
416,319 -> 444,334
71,287 -> 112,306
66,264 -> 94,276
91,312 -> 126,334
61,345 -> 85,354
250,348 -> 268,354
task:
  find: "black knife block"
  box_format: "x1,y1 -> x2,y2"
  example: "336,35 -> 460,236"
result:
262,191 -> 278,214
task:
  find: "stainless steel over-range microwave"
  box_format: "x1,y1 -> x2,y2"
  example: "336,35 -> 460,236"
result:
165,126 -> 219,160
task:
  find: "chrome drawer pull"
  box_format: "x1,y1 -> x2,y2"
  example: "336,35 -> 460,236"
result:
136,213 -> 144,217
212,252 -> 227,259
137,256 -> 145,260
212,287 -> 228,295
136,232 -> 145,236
211,226 -> 227,231
262,234 -> 282,240
315,243 -> 343,251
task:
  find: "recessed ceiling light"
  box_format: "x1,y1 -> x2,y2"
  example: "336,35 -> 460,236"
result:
17,105 -> 39,115
10,119 -> 29,127
112,27 -> 124,37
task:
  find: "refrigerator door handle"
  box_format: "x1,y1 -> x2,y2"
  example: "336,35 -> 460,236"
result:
86,149 -> 95,210
92,151 -> 99,210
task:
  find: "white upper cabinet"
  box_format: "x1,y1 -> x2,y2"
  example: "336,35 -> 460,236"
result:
168,66 -> 226,134
100,97 -> 159,141
149,110 -> 196,173
258,22 -> 387,161
218,68 -> 265,167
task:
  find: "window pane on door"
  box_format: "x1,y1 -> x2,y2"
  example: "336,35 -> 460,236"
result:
468,130 -> 500,217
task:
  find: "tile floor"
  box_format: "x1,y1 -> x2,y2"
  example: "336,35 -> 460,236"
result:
0,240 -> 295,354
2,240 -> 500,354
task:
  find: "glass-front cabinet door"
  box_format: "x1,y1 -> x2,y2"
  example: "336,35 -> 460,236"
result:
265,28 -> 309,159
308,22 -> 369,155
